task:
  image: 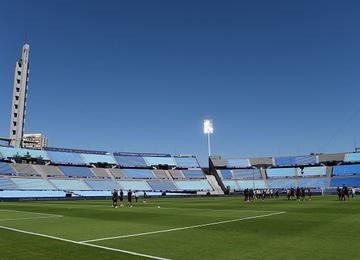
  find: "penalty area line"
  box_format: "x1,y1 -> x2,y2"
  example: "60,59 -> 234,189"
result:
0,225 -> 170,260
82,211 -> 286,243
0,209 -> 63,217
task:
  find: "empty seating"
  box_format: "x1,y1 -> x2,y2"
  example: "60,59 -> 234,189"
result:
218,170 -> 232,179
147,180 -> 177,191
91,168 -> 111,178
226,158 -> 251,168
298,178 -> 328,188
344,153 -> 360,162
118,180 -> 152,191
0,190 -> 66,198
113,155 -> 147,167
233,169 -> 261,179
144,156 -> 176,166
274,155 -> 316,166
181,170 -> 205,179
0,146 -> 50,160
152,170 -> 169,179
330,177 -> 360,187
47,151 -> 84,165
296,166 -> 326,177
174,157 -> 199,168
222,180 -> 239,190
169,169 -> 185,179
238,180 -> 266,189
11,164 -> 40,177
108,168 -> 126,179
34,165 -> 64,177
267,168 -> 296,178
49,179 -> 92,190
11,178 -> 55,190
123,169 -> 154,179
0,178 -> 17,189
175,180 -> 213,191
81,154 -> 117,165
0,162 -> 16,176
267,178 -> 296,189
59,166 -> 94,178
333,164 -> 360,176
85,180 -> 119,190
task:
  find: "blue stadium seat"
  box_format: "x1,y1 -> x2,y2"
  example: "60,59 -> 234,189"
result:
0,162 -> 17,176
113,155 -> 147,167
267,178 -> 296,189
122,169 -> 155,179
297,166 -> 327,176
222,180 -> 239,190
226,158 -> 251,168
267,168 -> 296,178
58,166 -> 94,178
330,177 -> 360,187
0,146 -> 50,160
233,169 -> 261,179
219,170 -> 233,179
118,180 -> 152,191
49,179 -> 92,190
0,178 -> 17,189
147,180 -> 177,191
333,164 -> 360,176
181,170 -> 205,179
298,178 -> 328,188
11,178 -> 56,190
144,156 -> 176,166
85,180 -> 120,190
237,180 -> 266,189
175,180 -> 213,191
47,151 -> 85,165
81,154 -> 117,165
274,155 -> 316,166
174,157 -> 199,168
344,153 -> 360,162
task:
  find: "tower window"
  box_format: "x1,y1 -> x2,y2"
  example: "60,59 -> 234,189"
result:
15,104 -> 18,109
15,96 -> 19,101
16,87 -> 20,92
12,130 -> 16,135
14,113 -> 17,117
17,79 -> 20,84
17,71 -> 21,76
13,122 -> 17,126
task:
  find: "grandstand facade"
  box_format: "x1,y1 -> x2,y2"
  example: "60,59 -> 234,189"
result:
210,152 -> 360,192
0,146 -> 222,199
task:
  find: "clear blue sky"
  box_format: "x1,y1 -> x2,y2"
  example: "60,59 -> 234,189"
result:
1,0 -> 360,165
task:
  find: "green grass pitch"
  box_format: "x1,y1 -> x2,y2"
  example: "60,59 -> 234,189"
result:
0,196 -> 359,259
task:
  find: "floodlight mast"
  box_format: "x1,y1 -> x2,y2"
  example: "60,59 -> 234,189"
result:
203,119 -> 214,157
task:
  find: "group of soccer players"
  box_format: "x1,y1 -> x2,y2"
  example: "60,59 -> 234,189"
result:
286,187 -> 312,201
336,185 -> 355,201
112,189 -> 147,208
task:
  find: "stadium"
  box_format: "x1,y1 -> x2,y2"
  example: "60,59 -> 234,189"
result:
1,1 -> 360,260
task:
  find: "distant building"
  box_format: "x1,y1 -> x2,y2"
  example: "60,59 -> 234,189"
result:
9,43 -> 30,147
22,133 -> 48,149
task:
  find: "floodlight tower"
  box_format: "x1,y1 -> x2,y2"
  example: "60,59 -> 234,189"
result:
203,119 -> 214,157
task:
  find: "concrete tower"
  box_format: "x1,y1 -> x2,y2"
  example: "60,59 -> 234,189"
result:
9,43 -> 30,147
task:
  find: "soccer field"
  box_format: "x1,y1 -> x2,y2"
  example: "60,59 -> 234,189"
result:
0,196 -> 359,260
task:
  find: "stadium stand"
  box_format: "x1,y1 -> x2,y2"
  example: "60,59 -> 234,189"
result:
123,169 -> 155,179
181,169 -> 205,179
169,169 -> 185,179
174,156 -> 199,168
47,151 -> 84,165
85,180 -> 120,191
233,169 -> 261,179
0,146 -> 50,160
147,180 -> 177,191
33,165 -> 64,177
298,177 -> 328,188
144,156 -> 176,166
174,180 -> 213,191
238,180 -> 266,189
118,180 -> 152,191
113,154 -> 148,167
0,178 -> 17,189
226,158 -> 251,168
333,164 -> 360,176
11,178 -> 56,190
330,177 -> 360,187
344,152 -> 360,162
152,170 -> 169,179
108,168 -> 127,179
49,179 -> 92,191
0,162 -> 17,176
59,166 -> 94,178
81,153 -> 117,165
11,163 -> 41,177
91,168 -> 111,178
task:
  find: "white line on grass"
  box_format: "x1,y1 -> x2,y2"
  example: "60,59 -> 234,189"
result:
81,211 -> 286,243
0,225 -> 170,260
0,215 -> 63,222
0,209 -> 63,217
